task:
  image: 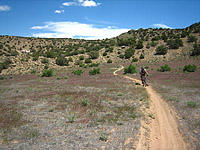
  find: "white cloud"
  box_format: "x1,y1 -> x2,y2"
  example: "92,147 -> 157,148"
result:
54,10 -> 65,13
31,25 -> 49,30
62,2 -> 77,6
0,5 -> 10,11
153,24 -> 171,29
62,0 -> 101,7
31,22 -> 129,40
81,0 -> 100,7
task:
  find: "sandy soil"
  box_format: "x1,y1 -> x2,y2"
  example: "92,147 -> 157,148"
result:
114,65 -> 188,150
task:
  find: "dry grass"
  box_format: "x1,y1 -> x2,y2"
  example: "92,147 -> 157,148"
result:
0,63 -> 148,149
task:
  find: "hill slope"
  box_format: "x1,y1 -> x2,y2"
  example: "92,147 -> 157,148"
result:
0,22 -> 200,75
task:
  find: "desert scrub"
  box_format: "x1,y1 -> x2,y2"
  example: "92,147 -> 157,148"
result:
183,64 -> 197,72
157,64 -> 171,72
89,68 -> 100,75
187,101 -> 197,108
99,127 -> 111,141
72,69 -> 83,75
67,114 -> 76,123
107,59 -> 112,63
31,70 -> 36,74
81,99 -> 88,106
124,64 -> 137,74
49,106 -> 55,112
25,128 -> 40,139
41,69 -> 53,77
149,113 -> 155,119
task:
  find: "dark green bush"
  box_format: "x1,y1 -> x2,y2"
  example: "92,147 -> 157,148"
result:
155,45 -> 168,55
107,59 -> 112,63
136,40 -> 143,49
132,57 -> 138,62
42,69 -> 53,77
139,54 -> 144,59
119,54 -> 124,59
31,70 -> 36,74
0,58 -> 12,73
103,52 -> 107,56
72,69 -> 83,75
124,64 -> 137,74
167,38 -> 183,49
45,51 -> 56,58
41,58 -> 49,64
183,64 -> 197,72
79,55 -> 84,60
124,48 -> 135,59
191,43 -> 200,56
10,50 -> 19,56
85,58 -> 92,64
157,64 -> 171,72
56,56 -> 69,66
88,51 -> 99,59
89,68 -> 100,75
187,35 -> 198,43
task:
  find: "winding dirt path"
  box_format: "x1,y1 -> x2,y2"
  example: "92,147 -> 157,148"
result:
114,65 -> 188,150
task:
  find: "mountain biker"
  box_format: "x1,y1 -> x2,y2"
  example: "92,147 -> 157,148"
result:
139,67 -> 149,86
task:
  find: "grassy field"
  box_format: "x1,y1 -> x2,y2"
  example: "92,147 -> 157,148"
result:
0,63 -> 150,149
0,57 -> 199,149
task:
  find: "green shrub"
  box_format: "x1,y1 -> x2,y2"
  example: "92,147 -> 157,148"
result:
107,59 -> 112,63
75,60 -> 83,66
89,68 -> 100,75
56,56 -> 69,66
167,38 -> 183,49
119,54 -> 124,59
45,51 -> 56,58
0,58 -> 12,73
67,114 -> 76,123
191,43 -> 200,56
132,57 -> 138,62
0,75 -> 7,80
42,69 -> 53,77
82,99 -> 88,106
124,48 -> 135,59
88,51 -> 99,59
49,106 -> 55,112
157,64 -> 171,72
68,57 -> 73,62
155,45 -> 168,55
89,63 -> 99,67
187,35 -> 198,43
10,50 -> 19,56
187,101 -> 197,108
72,69 -> 83,75
136,40 -> 143,49
79,55 -> 84,60
31,70 -> 36,74
41,58 -> 49,64
85,58 -> 92,64
139,54 -> 144,59
183,64 -> 197,72
124,64 -> 137,74
44,65 -> 49,69
103,52 -> 107,56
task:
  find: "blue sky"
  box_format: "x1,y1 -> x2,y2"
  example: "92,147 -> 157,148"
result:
0,0 -> 200,40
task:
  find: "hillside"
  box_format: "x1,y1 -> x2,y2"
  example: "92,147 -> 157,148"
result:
0,22 -> 200,75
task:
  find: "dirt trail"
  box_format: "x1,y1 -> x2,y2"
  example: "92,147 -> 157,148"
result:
114,65 -> 188,150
